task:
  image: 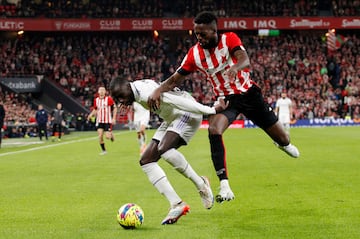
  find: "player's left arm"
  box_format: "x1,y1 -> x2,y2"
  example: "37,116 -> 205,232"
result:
225,48 -> 251,79
224,33 -> 251,79
112,106 -> 117,125
162,92 -> 228,114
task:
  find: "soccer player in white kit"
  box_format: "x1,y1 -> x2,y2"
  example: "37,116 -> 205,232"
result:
132,101 -> 150,155
275,92 -> 293,135
109,77 -> 228,225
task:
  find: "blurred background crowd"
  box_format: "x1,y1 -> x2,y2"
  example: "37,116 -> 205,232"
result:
0,0 -> 359,138
0,0 -> 359,18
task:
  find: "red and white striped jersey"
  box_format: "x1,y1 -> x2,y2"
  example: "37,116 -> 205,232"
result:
93,96 -> 115,124
178,32 -> 255,97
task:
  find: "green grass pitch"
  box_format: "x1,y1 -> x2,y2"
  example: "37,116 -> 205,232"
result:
0,127 -> 359,239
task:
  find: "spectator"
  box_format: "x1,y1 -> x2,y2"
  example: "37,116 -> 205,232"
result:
0,101 -> 5,147
35,104 -> 49,141
275,91 -> 293,135
51,102 -> 66,141
3,1 -> 359,19
0,29 -> 359,125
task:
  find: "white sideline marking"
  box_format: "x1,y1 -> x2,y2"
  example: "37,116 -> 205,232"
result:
0,131 -> 131,157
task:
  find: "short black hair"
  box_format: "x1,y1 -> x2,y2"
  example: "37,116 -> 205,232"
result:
194,11 -> 217,24
109,77 -> 127,94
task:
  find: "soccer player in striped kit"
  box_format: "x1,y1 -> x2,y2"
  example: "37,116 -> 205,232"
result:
148,11 -> 300,203
88,86 -> 117,155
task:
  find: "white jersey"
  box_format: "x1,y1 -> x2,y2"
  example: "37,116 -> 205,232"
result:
130,80 -> 216,122
130,79 -> 217,143
275,97 -> 292,124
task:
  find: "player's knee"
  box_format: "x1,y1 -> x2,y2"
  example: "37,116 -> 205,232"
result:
157,145 -> 167,155
208,125 -> 222,135
157,140 -> 172,155
139,157 -> 149,166
139,155 -> 159,166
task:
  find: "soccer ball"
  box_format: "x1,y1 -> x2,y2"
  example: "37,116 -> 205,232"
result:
117,203 -> 144,229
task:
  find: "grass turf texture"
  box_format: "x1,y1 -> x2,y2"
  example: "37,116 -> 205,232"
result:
0,127 -> 359,239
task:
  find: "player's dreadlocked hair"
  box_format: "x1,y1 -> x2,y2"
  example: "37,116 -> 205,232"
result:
194,11 -> 217,24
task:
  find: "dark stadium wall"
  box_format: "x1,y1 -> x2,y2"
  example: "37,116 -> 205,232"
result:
39,78 -> 90,115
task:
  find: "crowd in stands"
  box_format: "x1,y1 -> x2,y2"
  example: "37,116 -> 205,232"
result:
1,30 -> 359,128
0,1 -> 359,138
247,33 -> 360,121
0,88 -> 97,138
0,0 -> 359,18
0,88 -> 37,137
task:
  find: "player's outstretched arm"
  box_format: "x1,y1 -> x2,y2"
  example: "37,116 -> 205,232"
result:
148,72 -> 185,111
213,98 -> 229,113
162,92 -> 228,115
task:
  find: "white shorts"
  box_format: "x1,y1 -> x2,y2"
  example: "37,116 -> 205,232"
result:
152,112 -> 202,144
133,103 -> 150,132
134,116 -> 150,132
278,114 -> 290,124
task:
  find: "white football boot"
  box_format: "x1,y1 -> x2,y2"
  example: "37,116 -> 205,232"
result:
198,176 -> 214,209
215,179 -> 235,203
161,202 -> 190,225
275,142 -> 300,158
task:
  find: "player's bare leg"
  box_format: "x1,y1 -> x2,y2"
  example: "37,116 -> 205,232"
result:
265,121 -> 300,158
98,128 -> 107,155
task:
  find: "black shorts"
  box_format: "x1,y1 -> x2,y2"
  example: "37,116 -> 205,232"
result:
96,123 -> 112,131
221,85 -> 278,129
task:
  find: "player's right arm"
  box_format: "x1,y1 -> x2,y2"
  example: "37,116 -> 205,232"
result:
87,98 -> 98,121
87,105 -> 98,121
148,46 -> 197,111
147,72 -> 185,111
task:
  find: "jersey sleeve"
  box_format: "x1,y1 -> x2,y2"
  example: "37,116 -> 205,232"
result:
161,91 -> 216,115
226,32 -> 243,53
107,96 -> 115,106
132,80 -> 158,108
93,98 -> 97,109
177,46 -> 197,74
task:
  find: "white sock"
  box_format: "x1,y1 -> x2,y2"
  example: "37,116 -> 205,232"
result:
162,148 -> 203,189
141,162 -> 182,206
